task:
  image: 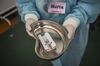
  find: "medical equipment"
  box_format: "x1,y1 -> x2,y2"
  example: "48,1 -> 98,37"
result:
30,20 -> 71,60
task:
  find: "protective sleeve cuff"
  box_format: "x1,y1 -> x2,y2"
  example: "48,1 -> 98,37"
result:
63,17 -> 80,30
25,14 -> 38,22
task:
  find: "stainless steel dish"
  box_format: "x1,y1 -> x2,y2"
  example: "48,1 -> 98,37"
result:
30,20 -> 70,60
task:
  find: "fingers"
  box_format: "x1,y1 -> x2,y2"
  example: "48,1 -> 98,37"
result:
25,22 -> 31,31
64,24 -> 75,39
24,14 -> 39,37
25,18 -> 35,31
63,17 -> 80,39
25,18 -> 36,37
26,29 -> 34,37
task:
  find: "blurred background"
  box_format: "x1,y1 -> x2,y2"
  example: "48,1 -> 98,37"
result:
0,0 -> 100,66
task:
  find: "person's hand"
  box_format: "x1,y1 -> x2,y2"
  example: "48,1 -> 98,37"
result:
63,24 -> 76,40
25,14 -> 38,37
63,17 -> 80,40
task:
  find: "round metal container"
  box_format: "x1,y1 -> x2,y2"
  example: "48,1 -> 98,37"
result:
30,20 -> 70,60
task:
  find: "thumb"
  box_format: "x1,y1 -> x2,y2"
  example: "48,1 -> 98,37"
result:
25,18 -> 35,31
25,22 -> 31,31
64,24 -> 75,39
25,21 -> 34,37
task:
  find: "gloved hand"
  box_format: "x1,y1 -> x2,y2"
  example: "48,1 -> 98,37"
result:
63,17 -> 80,39
25,14 -> 38,37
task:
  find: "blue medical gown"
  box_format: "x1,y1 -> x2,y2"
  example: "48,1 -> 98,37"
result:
16,0 -> 100,66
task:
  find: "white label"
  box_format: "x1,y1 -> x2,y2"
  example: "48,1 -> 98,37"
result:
48,2 -> 66,14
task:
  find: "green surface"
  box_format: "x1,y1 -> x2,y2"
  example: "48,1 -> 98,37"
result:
0,20 -> 52,66
0,17 -> 100,66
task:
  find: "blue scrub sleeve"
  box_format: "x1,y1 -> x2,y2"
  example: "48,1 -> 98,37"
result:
64,0 -> 100,25
16,0 -> 40,22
